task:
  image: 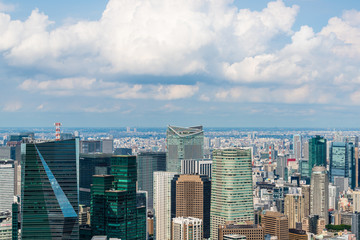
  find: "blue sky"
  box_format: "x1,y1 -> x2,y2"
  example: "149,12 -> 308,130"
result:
0,0 -> 360,128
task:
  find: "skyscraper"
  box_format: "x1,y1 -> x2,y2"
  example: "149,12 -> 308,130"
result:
137,151 -> 166,210
210,148 -> 254,239
329,142 -> 354,188
154,171 -> 177,240
309,136 -> 327,177
166,126 -> 204,173
21,139 -> 79,239
0,160 -> 14,212
284,194 -> 305,229
181,159 -> 212,179
293,134 -> 302,160
352,212 -> 360,240
171,174 -> 211,238
310,166 -> 329,224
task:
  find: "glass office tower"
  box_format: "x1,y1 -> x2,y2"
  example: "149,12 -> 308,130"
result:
166,125 -> 204,173
330,142 -> 354,188
210,148 -> 254,240
21,139 -> 79,239
309,136 -> 327,177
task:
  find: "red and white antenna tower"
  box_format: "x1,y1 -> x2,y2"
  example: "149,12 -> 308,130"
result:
269,146 -> 272,164
54,122 -> 61,141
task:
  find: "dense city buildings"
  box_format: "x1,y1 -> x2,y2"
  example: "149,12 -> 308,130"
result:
171,174 -> 211,238
137,151 -> 166,210
166,126 -> 204,173
210,148 -> 254,239
20,139 -> 79,239
310,166 -> 329,224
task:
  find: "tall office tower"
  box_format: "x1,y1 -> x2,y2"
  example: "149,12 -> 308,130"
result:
301,185 -> 310,217
136,191 -> 148,240
333,176 -> 349,194
284,194 -> 305,229
181,159 -> 212,179
276,155 -> 287,179
329,142 -> 355,188
303,141 -> 309,159
171,174 -> 211,238
310,166 -> 329,224
293,134 -> 302,160
0,146 -> 11,159
218,224 -> 264,240
309,136 -> 327,177
166,125 -> 204,173
91,175 -> 114,236
346,136 -> 360,188
20,139 -> 79,239
12,201 -> 19,240
80,153 -> 112,205
328,184 -> 338,210
0,160 -> 14,212
261,211 -> 289,240
106,155 -> 144,239
101,139 -> 113,154
302,215 -> 325,234
13,160 -> 21,197
137,152 -> 166,210
353,191 -> 360,213
352,212 -> 360,240
210,148 -> 254,240
154,171 -> 177,240
172,217 -> 202,240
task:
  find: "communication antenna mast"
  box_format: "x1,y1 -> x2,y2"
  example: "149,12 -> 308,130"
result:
54,122 -> 62,141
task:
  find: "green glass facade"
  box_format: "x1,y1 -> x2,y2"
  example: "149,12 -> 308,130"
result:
309,136 -> 327,177
210,148 -> 254,240
166,126 -> 204,173
20,139 -> 79,240
90,155 -> 146,240
91,175 -> 114,236
12,203 -> 19,240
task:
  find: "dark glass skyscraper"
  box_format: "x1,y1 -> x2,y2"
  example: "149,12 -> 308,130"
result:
90,155 -> 146,240
329,142 -> 354,188
309,136 -> 326,177
137,152 -> 166,210
20,139 -> 79,239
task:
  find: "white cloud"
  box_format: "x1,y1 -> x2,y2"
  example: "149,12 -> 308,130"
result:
19,77 -> 199,100
3,101 -> 22,112
0,1 -> 15,12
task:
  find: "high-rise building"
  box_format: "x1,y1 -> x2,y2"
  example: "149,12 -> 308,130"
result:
91,155 -> 146,239
172,217 -> 202,240
137,152 -> 166,210
210,148 -> 254,240
218,224 -> 264,240
328,184 -> 338,210
353,191 -> 360,213
154,171 -> 177,240
261,211 -> 289,240
166,126 -> 204,173
20,139 -> 79,239
276,155 -> 288,179
171,174 -> 211,238
299,159 -> 309,179
293,134 -> 302,161
352,212 -> 360,240
181,159 -> 212,179
301,185 -> 310,217
309,136 -> 326,177
0,160 -> 14,212
91,175 -> 114,236
310,166 -> 329,224
80,153 -> 112,205
329,142 -> 354,188
333,176 -> 349,194
284,194 -> 305,229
